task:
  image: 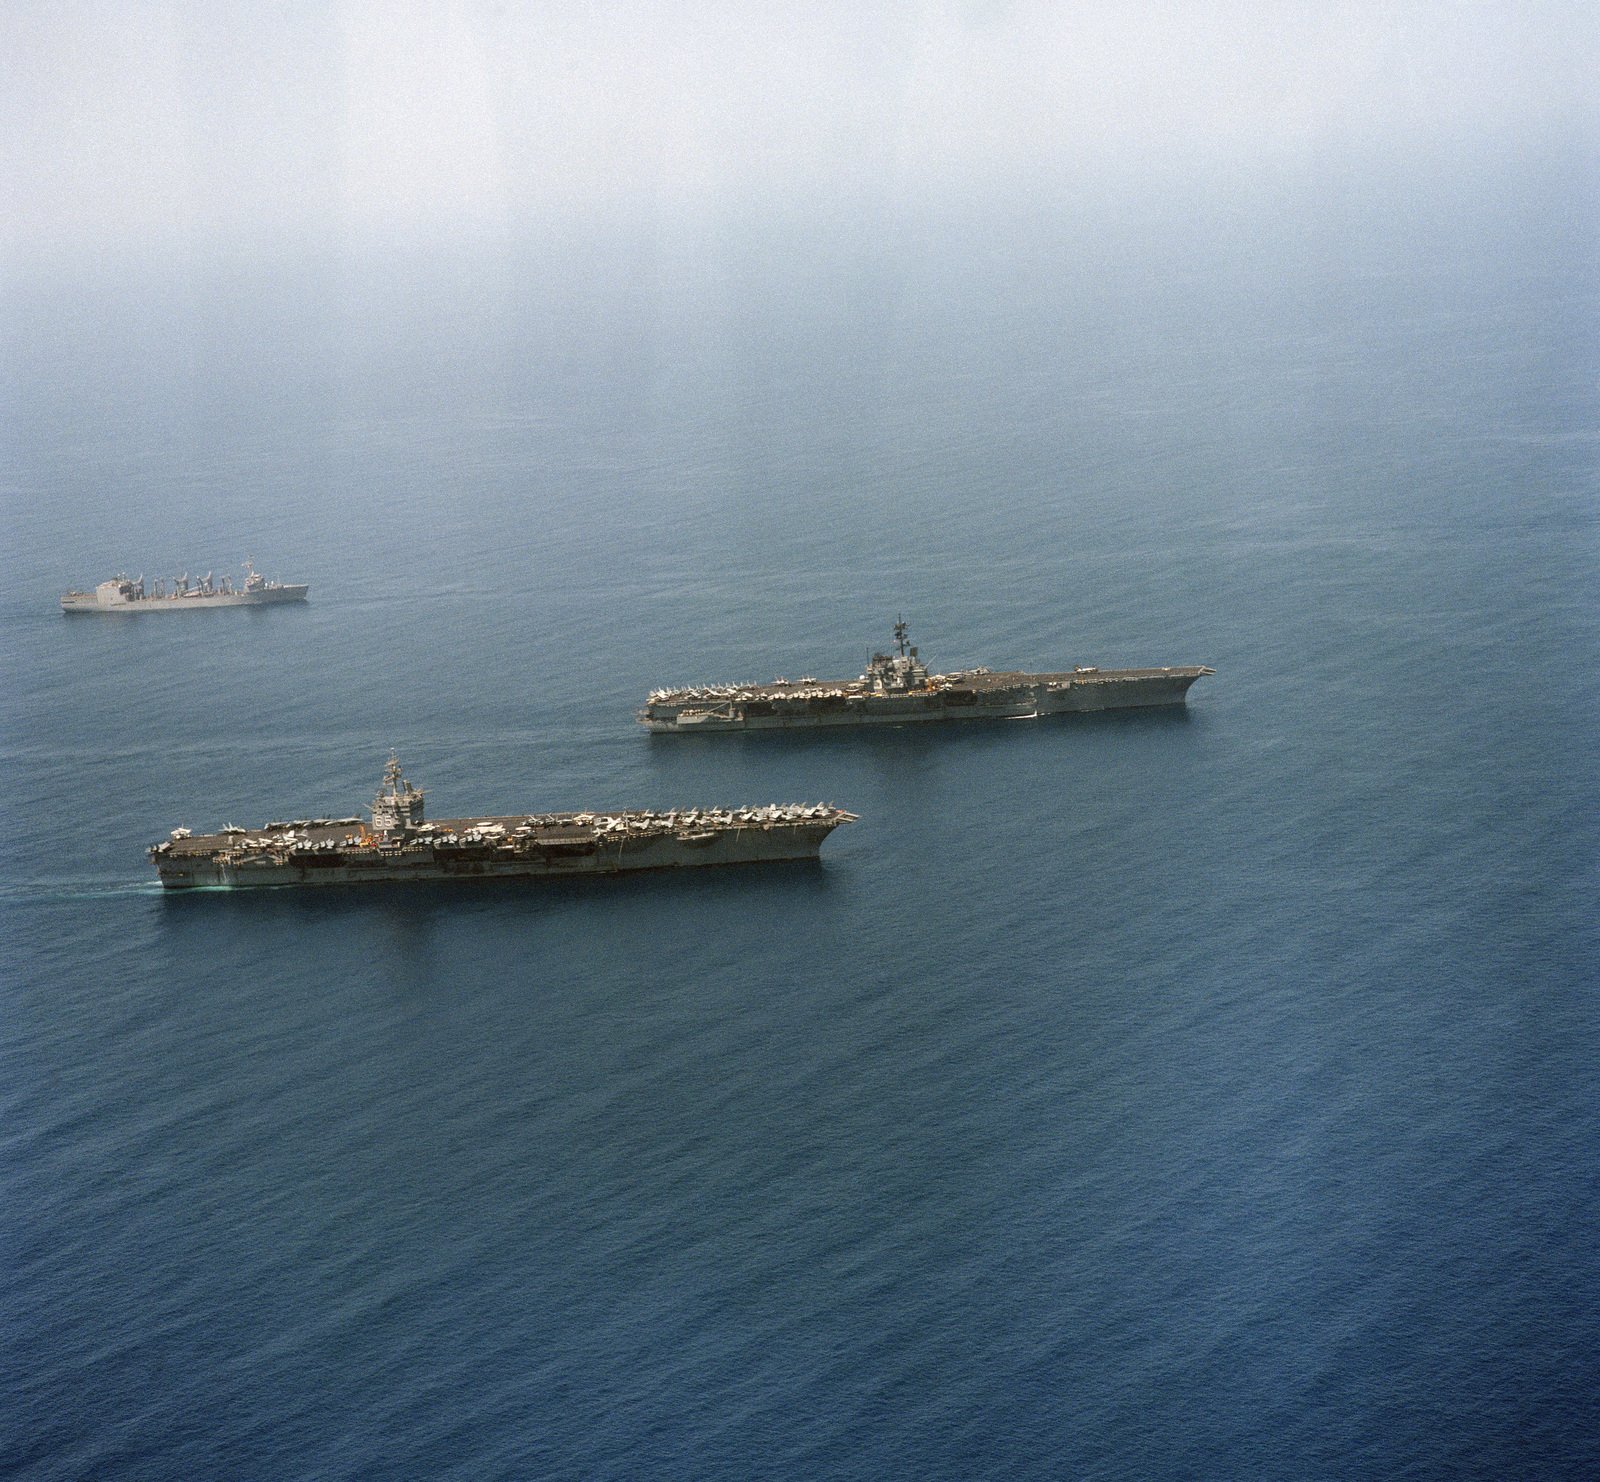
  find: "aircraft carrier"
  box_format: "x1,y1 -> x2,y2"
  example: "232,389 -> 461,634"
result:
640,620 -> 1213,733
62,563 -> 308,613
149,755 -> 856,890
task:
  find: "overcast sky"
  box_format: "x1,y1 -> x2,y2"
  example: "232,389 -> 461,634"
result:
3,1 -> 1594,266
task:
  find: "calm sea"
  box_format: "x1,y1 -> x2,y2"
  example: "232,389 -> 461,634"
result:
3,173 -> 1598,1478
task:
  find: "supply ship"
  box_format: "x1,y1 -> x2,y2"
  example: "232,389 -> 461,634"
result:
640,620 -> 1213,733
149,755 -> 856,890
62,563 -> 308,613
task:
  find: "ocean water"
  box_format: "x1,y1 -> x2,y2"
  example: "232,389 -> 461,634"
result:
3,177 -> 1598,1478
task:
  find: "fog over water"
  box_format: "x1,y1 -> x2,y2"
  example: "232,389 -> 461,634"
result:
4,1 -> 1592,463
5,1 -> 1593,255
3,5 -> 1598,1480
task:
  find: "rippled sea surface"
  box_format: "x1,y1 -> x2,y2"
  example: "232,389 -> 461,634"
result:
3,181 -> 1598,1478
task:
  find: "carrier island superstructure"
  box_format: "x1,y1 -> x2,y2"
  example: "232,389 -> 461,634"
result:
640,620 -> 1213,733
149,755 -> 855,890
62,563 -> 308,613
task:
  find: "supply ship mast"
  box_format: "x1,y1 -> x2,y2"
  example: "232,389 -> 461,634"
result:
62,561 -> 308,613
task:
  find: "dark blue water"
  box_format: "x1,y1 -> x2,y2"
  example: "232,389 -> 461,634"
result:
3,178 -> 1598,1478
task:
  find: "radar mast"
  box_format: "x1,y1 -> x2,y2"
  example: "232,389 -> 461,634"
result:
863,616 -> 929,694
371,751 -> 425,836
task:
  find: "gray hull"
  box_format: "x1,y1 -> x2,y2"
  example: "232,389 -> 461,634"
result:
643,668 -> 1209,733
154,820 -> 841,890
62,586 -> 308,613
151,756 -> 855,890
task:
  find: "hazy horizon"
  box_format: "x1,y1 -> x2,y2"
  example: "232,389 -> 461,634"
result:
5,1 -> 1595,274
